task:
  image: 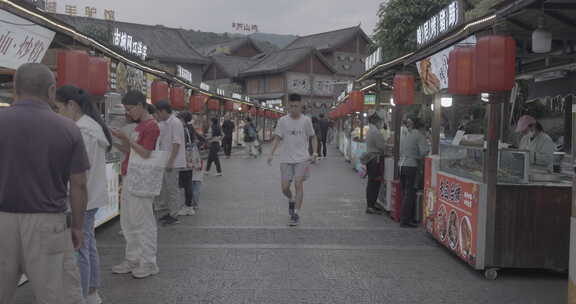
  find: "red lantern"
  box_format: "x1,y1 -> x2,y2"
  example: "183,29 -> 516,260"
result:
87,57 -> 109,96
170,86 -> 185,110
207,98 -> 220,111
249,107 -> 257,116
57,50 -> 89,90
189,94 -> 206,113
224,100 -> 234,112
448,46 -> 479,96
349,90 -> 365,113
475,35 -> 516,92
393,73 -> 415,105
151,80 -> 170,104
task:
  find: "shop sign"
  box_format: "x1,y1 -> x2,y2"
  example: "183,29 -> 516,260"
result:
364,47 -> 382,71
430,173 -> 480,267
346,81 -> 354,93
416,36 -> 476,94
416,1 -> 461,47
0,10 -> 55,69
216,88 -> 225,96
337,91 -> 347,102
267,99 -> 282,105
364,94 -> 376,105
177,65 -> 192,83
200,82 -> 210,91
244,96 -> 251,102
112,28 -> 148,60
232,93 -> 242,99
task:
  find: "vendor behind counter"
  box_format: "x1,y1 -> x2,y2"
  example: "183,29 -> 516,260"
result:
515,115 -> 555,172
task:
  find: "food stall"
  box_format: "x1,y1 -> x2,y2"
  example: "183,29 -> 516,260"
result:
419,33 -> 571,279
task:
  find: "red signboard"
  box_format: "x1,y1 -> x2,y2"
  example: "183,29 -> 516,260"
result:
429,173 -> 480,266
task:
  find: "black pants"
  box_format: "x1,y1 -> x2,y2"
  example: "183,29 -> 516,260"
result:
400,166 -> 418,224
366,157 -> 384,209
206,142 -> 222,173
318,137 -> 328,157
179,170 -> 193,207
222,135 -> 233,156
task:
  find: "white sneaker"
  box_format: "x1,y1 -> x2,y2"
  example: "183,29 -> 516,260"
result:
132,263 -> 159,279
215,172 -> 223,177
86,292 -> 103,304
177,207 -> 196,216
112,260 -> 138,274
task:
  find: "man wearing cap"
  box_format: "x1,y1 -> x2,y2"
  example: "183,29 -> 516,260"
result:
515,115 -> 555,171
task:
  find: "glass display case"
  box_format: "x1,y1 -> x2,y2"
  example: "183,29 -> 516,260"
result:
439,144 -> 485,182
439,144 -> 530,184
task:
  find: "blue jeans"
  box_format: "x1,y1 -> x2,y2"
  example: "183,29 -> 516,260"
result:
191,181 -> 202,208
77,209 -> 100,297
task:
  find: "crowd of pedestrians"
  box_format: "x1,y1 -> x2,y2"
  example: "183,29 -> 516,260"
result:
0,63 -> 334,304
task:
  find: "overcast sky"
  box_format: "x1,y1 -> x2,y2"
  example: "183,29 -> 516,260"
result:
55,0 -> 383,36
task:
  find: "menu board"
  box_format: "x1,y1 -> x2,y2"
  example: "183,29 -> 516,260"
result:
428,173 -> 480,266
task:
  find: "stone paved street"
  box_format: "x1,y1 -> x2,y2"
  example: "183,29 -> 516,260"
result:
15,146 -> 567,304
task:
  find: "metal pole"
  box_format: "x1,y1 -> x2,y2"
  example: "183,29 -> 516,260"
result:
393,105 -> 403,179
432,94 -> 442,155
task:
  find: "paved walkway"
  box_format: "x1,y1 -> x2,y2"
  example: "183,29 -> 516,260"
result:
15,146 -> 566,303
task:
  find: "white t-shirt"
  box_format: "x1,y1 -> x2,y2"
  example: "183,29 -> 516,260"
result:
274,115 -> 316,163
158,114 -> 186,169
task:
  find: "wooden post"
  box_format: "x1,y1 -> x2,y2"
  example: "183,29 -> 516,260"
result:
432,94 -> 442,155
570,102 -> 576,304
483,92 -> 504,267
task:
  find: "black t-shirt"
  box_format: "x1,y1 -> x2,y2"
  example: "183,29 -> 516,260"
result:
222,120 -> 235,136
0,100 -> 90,213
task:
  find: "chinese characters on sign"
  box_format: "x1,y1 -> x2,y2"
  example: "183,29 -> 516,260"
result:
364,47 -> 382,71
45,1 -> 57,13
0,10 -> 55,70
232,93 -> 242,99
200,82 -> 211,91
177,65 -> 192,83
416,1 -> 460,47
65,5 -> 77,16
232,23 -> 259,33
216,88 -> 225,96
85,6 -> 97,18
112,28 -> 148,60
104,9 -> 115,21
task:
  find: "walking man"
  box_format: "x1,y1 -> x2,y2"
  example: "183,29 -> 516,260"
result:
268,94 -> 317,226
222,115 -> 235,159
155,101 -> 187,226
0,63 -> 89,303
244,117 -> 258,158
111,91 -> 161,278
318,113 -> 330,159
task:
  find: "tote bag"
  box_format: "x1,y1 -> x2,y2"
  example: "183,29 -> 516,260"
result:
125,140 -> 169,197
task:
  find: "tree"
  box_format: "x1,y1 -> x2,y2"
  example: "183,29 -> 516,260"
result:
373,0 -> 453,61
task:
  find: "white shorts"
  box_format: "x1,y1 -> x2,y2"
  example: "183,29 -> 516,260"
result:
281,161 -> 311,183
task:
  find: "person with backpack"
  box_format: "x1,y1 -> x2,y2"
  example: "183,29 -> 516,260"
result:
244,117 -> 258,158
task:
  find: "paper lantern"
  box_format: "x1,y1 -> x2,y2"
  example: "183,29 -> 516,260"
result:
448,46 -> 479,96
475,35 -> 516,93
151,80 -> 170,104
189,95 -> 206,113
87,57 -> 109,96
393,73 -> 415,106
249,107 -> 257,116
349,90 -> 364,112
207,98 -> 220,111
224,100 -> 234,112
57,50 -> 89,90
170,86 -> 185,110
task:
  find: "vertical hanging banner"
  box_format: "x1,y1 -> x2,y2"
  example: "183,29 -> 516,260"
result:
0,10 -> 55,69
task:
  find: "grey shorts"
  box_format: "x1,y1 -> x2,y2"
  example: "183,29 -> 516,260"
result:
281,161 -> 311,183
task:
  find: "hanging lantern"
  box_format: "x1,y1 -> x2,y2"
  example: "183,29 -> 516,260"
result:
475,35 -> 516,93
189,94 -> 206,113
151,80 -> 170,104
224,100 -> 234,112
249,107 -> 257,116
448,46 -> 479,96
170,86 -> 185,110
532,17 -> 552,54
57,50 -> 89,90
349,90 -> 365,113
87,57 -> 109,96
207,98 -> 220,111
393,73 -> 415,105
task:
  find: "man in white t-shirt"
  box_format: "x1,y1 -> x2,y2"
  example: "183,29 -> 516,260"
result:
155,100 -> 187,226
268,94 -> 317,226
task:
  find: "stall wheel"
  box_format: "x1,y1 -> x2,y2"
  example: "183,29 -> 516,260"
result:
484,268 -> 499,280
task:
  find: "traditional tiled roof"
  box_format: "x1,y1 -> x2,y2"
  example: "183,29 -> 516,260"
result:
51,14 -> 210,65
239,47 -> 336,77
210,55 -> 258,78
285,26 -> 371,52
196,37 -> 269,56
